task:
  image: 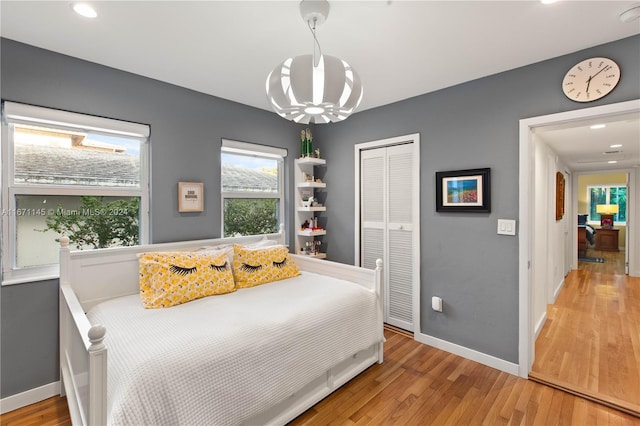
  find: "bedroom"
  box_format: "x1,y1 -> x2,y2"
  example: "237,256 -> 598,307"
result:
1,0 -> 639,423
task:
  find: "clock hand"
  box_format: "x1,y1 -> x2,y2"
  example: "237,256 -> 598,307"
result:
585,65 -> 610,93
589,64 -> 611,80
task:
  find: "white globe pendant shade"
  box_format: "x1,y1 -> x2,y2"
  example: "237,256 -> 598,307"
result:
266,54 -> 363,124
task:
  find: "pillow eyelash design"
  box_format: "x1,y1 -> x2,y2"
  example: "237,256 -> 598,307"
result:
169,265 -> 197,276
209,262 -> 229,272
240,263 -> 262,273
272,258 -> 287,269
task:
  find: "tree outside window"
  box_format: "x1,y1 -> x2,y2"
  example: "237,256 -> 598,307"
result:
220,141 -> 285,237
2,101 -> 149,280
588,185 -> 626,224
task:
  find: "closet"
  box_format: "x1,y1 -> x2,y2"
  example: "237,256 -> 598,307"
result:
357,135 -> 419,332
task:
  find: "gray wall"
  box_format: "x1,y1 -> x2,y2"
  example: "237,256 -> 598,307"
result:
0,280 -> 59,396
1,34 -> 638,399
0,38 -> 302,398
314,34 -> 640,363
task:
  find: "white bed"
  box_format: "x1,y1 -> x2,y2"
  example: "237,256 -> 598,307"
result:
59,228 -> 384,426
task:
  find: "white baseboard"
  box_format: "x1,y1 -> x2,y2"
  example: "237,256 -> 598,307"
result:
552,278 -> 565,303
0,381 -> 60,414
535,311 -> 548,339
415,333 -> 519,376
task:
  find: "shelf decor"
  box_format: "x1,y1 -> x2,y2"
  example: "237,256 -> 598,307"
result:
295,156 -> 327,258
301,128 -> 313,157
178,182 -> 204,212
435,168 -> 491,213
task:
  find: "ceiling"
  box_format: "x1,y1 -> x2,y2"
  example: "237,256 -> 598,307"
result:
1,1 -> 639,172
535,111 -> 640,172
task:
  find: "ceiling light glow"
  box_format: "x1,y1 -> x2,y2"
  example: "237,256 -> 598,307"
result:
590,124 -> 606,130
608,160 -> 618,164
73,3 -> 97,18
610,144 -> 623,148
541,0 -> 557,4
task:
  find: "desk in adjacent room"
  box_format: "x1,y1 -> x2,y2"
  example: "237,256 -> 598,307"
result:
595,228 -> 619,252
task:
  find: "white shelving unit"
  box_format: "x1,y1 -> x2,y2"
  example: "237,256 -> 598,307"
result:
294,157 -> 327,259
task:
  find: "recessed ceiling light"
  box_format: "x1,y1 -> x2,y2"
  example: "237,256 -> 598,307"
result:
72,3 -> 97,18
541,0 -> 558,4
608,160 -> 618,164
590,124 -> 606,130
610,144 -> 623,148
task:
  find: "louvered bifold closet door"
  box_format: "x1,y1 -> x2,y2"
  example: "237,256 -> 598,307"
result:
361,144 -> 414,332
361,150 -> 385,271
386,144 -> 414,331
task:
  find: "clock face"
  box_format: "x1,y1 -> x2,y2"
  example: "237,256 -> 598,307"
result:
562,57 -> 620,102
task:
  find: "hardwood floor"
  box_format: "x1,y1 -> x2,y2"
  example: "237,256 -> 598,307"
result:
0,395 -> 70,426
4,328 -> 637,425
530,249 -> 640,417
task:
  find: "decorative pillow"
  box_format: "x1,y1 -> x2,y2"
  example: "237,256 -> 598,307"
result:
138,251 -> 235,308
232,244 -> 300,288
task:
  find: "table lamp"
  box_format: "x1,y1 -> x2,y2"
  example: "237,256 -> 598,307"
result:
596,204 -> 618,229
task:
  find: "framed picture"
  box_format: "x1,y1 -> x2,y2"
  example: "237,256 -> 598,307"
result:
555,172 -> 565,221
435,168 -> 491,212
178,182 -> 204,212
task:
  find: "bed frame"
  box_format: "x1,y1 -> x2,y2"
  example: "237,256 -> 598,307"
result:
59,227 -> 384,426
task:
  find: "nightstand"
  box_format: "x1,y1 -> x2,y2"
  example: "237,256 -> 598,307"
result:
595,228 -> 619,252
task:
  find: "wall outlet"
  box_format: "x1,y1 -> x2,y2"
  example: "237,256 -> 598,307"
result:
432,296 -> 443,312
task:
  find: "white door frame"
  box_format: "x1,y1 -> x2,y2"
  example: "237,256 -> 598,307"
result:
518,99 -> 640,378
354,133 -> 421,336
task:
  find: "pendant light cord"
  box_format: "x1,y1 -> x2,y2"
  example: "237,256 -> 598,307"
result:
308,17 -> 322,67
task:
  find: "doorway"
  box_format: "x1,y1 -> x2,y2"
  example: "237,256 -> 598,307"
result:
518,99 -> 640,380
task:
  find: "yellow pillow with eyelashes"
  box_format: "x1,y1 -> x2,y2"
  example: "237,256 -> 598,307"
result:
232,244 -> 300,288
138,251 -> 235,308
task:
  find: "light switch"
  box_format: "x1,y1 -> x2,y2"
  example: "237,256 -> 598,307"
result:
497,219 -> 516,236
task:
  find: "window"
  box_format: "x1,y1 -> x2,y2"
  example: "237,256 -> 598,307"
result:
587,185 -> 627,224
221,139 -> 286,237
1,101 -> 149,283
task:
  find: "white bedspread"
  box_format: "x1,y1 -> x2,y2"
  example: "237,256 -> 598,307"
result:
87,271 -> 382,426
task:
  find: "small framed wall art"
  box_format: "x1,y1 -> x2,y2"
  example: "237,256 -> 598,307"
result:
178,182 -> 204,212
436,168 -> 491,212
555,172 -> 565,221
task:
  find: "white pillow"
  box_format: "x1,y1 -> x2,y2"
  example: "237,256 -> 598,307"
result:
244,237 -> 284,249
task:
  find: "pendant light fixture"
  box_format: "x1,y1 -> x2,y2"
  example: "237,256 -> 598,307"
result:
266,0 -> 363,124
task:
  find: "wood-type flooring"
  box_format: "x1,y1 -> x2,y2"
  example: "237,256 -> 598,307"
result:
3,257 -> 639,425
530,249 -> 640,417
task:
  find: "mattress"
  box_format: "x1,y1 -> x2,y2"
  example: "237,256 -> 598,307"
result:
86,271 -> 382,425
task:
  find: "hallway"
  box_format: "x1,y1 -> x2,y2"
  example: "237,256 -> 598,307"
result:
530,250 -> 640,417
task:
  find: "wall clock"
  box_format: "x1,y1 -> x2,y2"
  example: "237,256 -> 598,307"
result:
562,57 -> 620,102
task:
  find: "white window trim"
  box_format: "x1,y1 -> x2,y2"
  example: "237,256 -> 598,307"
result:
221,139 -> 286,237
586,184 -> 627,226
3,101 -> 150,138
221,139 -> 287,158
1,102 -> 150,285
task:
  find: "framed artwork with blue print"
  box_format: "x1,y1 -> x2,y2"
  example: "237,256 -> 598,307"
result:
435,168 -> 491,213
